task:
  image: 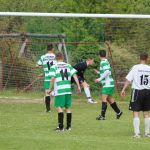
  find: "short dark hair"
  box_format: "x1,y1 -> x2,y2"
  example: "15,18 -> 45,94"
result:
140,52 -> 148,60
47,43 -> 53,51
56,52 -> 64,60
99,50 -> 106,57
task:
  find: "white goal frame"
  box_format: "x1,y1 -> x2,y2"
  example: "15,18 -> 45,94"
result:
0,12 -> 150,19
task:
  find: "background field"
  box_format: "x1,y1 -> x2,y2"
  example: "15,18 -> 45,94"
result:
0,92 -> 150,150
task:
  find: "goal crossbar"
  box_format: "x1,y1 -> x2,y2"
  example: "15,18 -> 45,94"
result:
0,12 -> 150,19
0,33 -> 66,38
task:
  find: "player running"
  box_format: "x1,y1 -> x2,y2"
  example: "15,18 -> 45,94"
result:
121,52 -> 150,138
36,43 -> 56,112
94,50 -> 122,120
48,52 -> 81,131
71,58 -> 97,104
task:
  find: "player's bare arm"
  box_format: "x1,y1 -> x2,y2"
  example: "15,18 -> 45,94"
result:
121,80 -> 131,97
73,74 -> 81,93
47,77 -> 55,94
94,69 -> 99,74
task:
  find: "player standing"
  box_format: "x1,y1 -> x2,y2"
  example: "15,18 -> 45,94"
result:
94,50 -> 122,120
72,59 -> 97,103
48,52 -> 81,131
121,52 -> 150,138
37,43 -> 56,112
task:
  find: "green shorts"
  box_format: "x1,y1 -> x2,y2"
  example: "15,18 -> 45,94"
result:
102,87 -> 114,95
54,94 -> 72,108
44,81 -> 50,90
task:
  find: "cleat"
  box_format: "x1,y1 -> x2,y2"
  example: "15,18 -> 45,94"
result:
96,115 -> 105,120
55,127 -> 64,132
116,112 -> 123,119
46,110 -> 51,113
66,127 -> 71,131
133,133 -> 141,138
145,133 -> 150,137
87,99 -> 97,104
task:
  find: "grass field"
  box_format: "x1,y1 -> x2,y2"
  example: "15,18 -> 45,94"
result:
0,92 -> 150,150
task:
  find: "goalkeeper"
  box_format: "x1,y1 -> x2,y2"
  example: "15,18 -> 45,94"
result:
71,58 -> 97,104
36,43 -> 56,112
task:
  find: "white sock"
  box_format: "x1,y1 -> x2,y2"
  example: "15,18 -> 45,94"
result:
144,117 -> 150,135
133,117 -> 140,135
84,87 -> 91,99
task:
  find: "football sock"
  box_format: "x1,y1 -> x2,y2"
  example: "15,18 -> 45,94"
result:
66,113 -> 72,129
144,117 -> 150,135
101,102 -> 107,117
58,112 -> 64,129
84,87 -> 91,100
110,102 -> 121,114
133,117 -> 140,135
45,96 -> 51,111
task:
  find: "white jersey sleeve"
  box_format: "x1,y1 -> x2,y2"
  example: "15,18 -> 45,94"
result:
37,57 -> 43,66
126,67 -> 134,82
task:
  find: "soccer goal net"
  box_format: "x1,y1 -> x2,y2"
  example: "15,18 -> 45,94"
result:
0,13 -> 150,93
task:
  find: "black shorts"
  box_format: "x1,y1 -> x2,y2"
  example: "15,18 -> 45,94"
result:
129,89 -> 150,111
71,76 -> 85,84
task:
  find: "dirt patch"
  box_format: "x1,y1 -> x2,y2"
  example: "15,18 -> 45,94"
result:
0,97 -> 43,104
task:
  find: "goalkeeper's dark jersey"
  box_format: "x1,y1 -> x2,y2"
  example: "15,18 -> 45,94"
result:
73,61 -> 87,80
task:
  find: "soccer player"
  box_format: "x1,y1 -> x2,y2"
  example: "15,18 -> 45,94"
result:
121,52 -> 150,138
48,52 -> 81,131
94,50 -> 122,120
71,58 -> 97,104
37,43 -> 56,112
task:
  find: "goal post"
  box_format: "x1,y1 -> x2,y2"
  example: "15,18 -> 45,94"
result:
0,12 -> 150,93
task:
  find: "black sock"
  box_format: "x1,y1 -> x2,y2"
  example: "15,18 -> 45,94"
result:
101,102 -> 107,117
110,102 -> 121,114
45,96 -> 50,111
58,112 -> 64,129
66,113 -> 72,129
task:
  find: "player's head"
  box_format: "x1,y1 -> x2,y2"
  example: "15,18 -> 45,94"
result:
56,52 -> 64,61
86,58 -> 94,66
98,50 -> 106,59
140,52 -> 148,61
47,43 -> 53,51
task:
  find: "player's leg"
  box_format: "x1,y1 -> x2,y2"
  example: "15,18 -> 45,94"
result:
45,91 -> 51,112
55,95 -> 65,131
96,94 -> 108,120
65,94 -> 72,130
133,111 -> 141,138
130,89 -> 141,137
44,81 -> 51,112
143,111 -> 150,137
143,89 -> 150,137
107,95 -> 122,119
82,81 -> 97,103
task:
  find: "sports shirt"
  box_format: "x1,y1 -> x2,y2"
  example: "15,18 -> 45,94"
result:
126,64 -> 150,89
49,61 -> 77,96
100,59 -> 114,88
37,53 -> 56,81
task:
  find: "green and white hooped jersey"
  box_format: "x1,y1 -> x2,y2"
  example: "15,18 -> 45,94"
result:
100,59 -> 114,88
37,53 -> 56,81
49,62 -> 77,96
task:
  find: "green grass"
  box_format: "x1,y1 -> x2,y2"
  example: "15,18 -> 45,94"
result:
0,96 -> 150,150
0,89 -> 43,99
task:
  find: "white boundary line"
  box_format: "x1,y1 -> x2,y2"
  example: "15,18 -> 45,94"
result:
0,12 -> 150,19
